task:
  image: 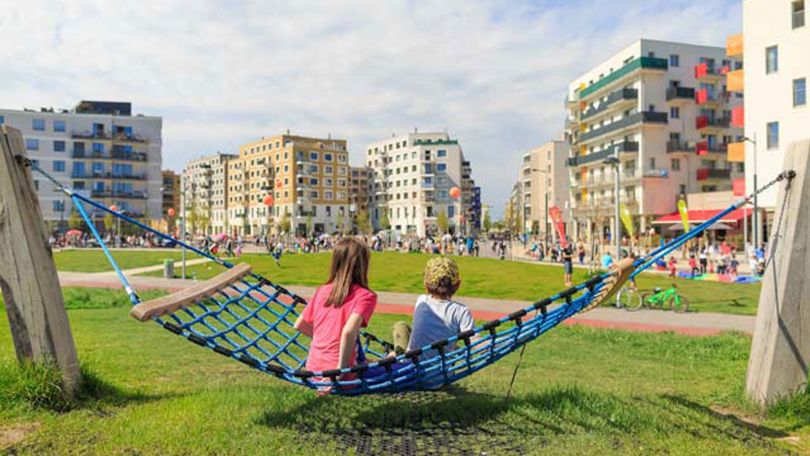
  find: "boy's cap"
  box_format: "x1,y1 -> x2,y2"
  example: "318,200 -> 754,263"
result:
424,256 -> 460,286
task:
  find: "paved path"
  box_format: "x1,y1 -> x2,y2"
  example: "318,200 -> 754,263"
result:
58,269 -> 755,337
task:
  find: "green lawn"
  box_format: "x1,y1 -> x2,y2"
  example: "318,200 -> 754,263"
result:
54,249 -> 186,273
144,251 -> 762,316
1,298 -> 806,455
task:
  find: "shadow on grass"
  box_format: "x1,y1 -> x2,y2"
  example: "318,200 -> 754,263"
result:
257,385 -> 782,455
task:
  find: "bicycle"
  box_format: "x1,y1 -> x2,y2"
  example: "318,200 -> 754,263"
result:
629,284 -> 690,313
616,283 -> 640,309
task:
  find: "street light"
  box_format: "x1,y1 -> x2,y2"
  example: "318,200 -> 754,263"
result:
742,135 -> 758,250
603,155 -> 621,262
530,168 -> 550,252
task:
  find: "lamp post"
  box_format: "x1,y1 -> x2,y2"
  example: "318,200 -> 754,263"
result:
742,135 -> 758,251
180,179 -> 187,280
530,168 -> 550,253
604,154 -> 621,261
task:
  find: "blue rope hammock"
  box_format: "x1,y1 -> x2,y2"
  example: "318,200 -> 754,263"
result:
21,157 -> 793,395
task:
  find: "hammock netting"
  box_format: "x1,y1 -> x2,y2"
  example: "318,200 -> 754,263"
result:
22,157 -> 793,396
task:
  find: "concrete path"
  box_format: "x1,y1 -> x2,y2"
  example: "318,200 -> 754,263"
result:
58,270 -> 755,337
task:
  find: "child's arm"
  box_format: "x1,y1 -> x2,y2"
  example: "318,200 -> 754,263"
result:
337,313 -> 365,369
293,316 -> 313,337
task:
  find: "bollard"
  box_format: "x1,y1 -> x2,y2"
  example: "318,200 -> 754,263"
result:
163,259 -> 175,279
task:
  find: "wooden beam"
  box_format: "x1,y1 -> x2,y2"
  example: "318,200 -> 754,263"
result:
0,126 -> 80,396
746,140 -> 810,406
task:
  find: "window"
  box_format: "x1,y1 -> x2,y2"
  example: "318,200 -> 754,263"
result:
52,200 -> 65,212
669,54 -> 679,67
437,149 -> 447,157
767,121 -> 780,149
52,160 -> 65,172
0,115 -> 4,124
324,153 -> 333,161
53,140 -> 65,152
53,120 -> 66,132
26,138 -> 39,150
794,0 -> 805,28
670,106 -> 680,119
32,119 -> 45,131
794,78 -> 806,106
448,205 -> 455,218
766,46 -> 778,74
437,163 -> 447,172
671,158 -> 681,171
310,152 -> 318,161
92,142 -> 105,153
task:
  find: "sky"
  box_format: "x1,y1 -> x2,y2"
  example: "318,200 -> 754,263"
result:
0,0 -> 741,217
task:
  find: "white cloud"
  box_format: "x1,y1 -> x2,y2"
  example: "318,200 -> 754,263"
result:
0,0 -> 741,216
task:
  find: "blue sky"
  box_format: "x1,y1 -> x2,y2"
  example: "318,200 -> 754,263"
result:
0,0 -> 741,217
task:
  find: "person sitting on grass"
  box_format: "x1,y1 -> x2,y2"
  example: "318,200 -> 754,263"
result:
294,238 -> 377,394
391,257 -> 476,376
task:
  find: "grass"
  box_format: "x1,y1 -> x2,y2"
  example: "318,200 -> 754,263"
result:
144,251 -> 762,316
0,299 -> 807,454
54,249 -> 185,273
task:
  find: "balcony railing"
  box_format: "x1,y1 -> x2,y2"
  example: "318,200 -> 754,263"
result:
72,172 -> 147,180
666,140 -> 692,153
72,131 -> 110,140
112,133 -> 148,144
666,87 -> 695,101
579,111 -> 667,143
91,190 -> 147,199
696,116 -> 730,130
579,57 -> 668,98
695,141 -> 729,155
413,139 -> 458,146
696,168 -> 731,181
694,63 -> 721,79
567,141 -> 639,167
581,88 -> 638,120
71,150 -> 149,162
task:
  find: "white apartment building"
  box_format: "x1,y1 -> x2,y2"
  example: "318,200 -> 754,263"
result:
0,101 -> 162,228
516,140 -> 571,236
564,39 -> 744,243
741,0 -> 809,234
366,132 -> 474,237
181,152 -> 236,235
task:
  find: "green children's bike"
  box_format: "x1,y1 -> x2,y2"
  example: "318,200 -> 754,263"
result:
626,284 -> 690,313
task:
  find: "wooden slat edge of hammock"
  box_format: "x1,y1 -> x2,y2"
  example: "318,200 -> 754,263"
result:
582,257 -> 635,312
130,263 -> 253,322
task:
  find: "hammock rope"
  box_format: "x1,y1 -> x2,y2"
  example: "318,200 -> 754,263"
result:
19,155 -> 795,395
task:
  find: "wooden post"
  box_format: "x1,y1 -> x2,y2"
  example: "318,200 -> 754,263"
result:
0,125 -> 80,396
746,140 -> 810,406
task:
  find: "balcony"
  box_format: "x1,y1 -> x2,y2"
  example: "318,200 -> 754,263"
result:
731,106 -> 745,128
695,88 -> 726,106
112,133 -> 148,144
694,63 -> 722,80
567,141 -> 639,167
91,190 -> 147,199
579,111 -> 667,143
72,172 -> 147,180
413,139 -> 458,146
581,88 -> 638,120
727,34 -> 743,59
579,57 -> 668,99
696,141 -> 728,155
666,87 -> 695,103
71,150 -> 148,162
696,116 -> 730,131
727,69 -> 744,92
728,142 -> 746,162
666,140 -> 692,153
696,168 -> 731,181
72,131 -> 111,140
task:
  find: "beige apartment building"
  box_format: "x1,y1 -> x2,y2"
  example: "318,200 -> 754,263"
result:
227,133 -> 350,237
515,140 -> 571,237
181,152 -> 236,235
350,166 -> 371,214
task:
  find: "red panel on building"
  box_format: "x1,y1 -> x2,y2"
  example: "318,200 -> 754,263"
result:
696,168 -> 710,181
732,106 -> 745,128
696,115 -> 708,129
695,88 -> 708,104
696,141 -> 709,155
695,62 -> 708,79
733,178 -> 746,196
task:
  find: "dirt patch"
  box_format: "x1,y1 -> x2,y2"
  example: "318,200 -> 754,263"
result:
0,422 -> 40,451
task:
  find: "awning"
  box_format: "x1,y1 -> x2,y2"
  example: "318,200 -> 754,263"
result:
652,208 -> 751,225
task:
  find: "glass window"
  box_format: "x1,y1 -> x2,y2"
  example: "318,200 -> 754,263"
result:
52,160 -> 65,172
794,0 -> 805,28
324,153 -> 333,161
794,78 -> 806,106
32,119 -> 45,131
767,121 -> 779,149
671,158 -> 681,171
310,152 -> 318,161
437,149 -> 447,157
437,163 -> 447,171
448,205 -> 455,218
52,200 -> 65,212
766,46 -> 778,74
92,142 -> 105,153
53,140 -> 65,152
53,120 -> 66,132
26,138 -> 39,150
670,106 -> 680,119
669,54 -> 679,67
0,115 -> 5,124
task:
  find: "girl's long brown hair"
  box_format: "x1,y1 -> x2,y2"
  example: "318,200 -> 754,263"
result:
325,238 -> 371,307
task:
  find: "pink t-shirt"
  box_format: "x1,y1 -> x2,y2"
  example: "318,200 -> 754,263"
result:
300,283 -> 377,373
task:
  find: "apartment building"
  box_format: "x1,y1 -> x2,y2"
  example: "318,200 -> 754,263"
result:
515,141 -> 571,236
736,0 -> 809,239
564,39 -> 744,243
181,152 -> 236,235
227,134 -> 350,237
365,132 -> 476,237
0,101 -> 162,228
349,166 -> 371,213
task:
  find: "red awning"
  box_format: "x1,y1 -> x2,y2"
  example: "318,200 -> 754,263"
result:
652,208 -> 751,225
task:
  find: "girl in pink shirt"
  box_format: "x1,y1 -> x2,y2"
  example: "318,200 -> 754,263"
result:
294,238 -> 377,384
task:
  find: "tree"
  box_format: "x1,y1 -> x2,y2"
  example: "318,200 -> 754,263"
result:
103,213 -> 115,234
437,209 -> 449,234
306,215 -> 313,236
186,202 -> 199,235
514,210 -> 523,235
483,211 -> 492,233
355,209 -> 372,235
379,209 -> 391,231
197,209 -> 211,236
336,212 -> 346,235
279,209 -> 291,234
68,209 -> 84,231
